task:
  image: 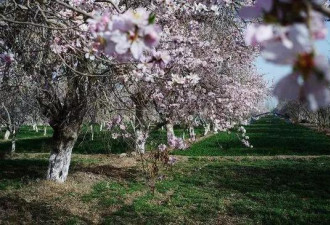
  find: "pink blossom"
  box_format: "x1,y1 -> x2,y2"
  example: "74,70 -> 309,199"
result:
0,52 -> 14,64
88,8 -> 160,60
245,24 -> 273,46
274,55 -> 330,111
262,24 -> 312,65
158,144 -> 167,152
168,156 -> 177,165
119,124 -> 126,130
239,0 -> 273,19
112,133 -> 119,139
150,50 -> 171,68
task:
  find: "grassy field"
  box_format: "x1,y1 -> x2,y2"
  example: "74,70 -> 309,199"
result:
173,116 -> 330,156
1,116 -> 330,224
0,125 -> 203,154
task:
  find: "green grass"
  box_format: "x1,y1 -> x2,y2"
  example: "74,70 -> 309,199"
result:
88,157 -> 330,225
1,155 -> 330,224
1,115 -> 330,224
0,125 -> 130,154
173,116 -> 330,156
0,124 -> 203,155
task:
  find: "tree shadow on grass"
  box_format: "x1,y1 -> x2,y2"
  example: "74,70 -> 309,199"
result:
0,159 -> 48,180
0,134 -> 130,154
0,157 -> 140,185
78,165 -> 140,182
0,196 -> 92,225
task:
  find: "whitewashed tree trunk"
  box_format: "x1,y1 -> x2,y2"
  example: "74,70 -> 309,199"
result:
90,124 -> 94,141
33,123 -> 39,132
212,123 -> 219,134
100,123 -> 103,132
11,139 -> 16,153
204,123 -> 210,136
44,126 -> 47,136
189,126 -> 196,141
166,123 -> 175,142
47,127 -> 79,183
11,130 -> 16,154
47,145 -> 73,183
135,129 -> 147,154
4,130 -> 10,140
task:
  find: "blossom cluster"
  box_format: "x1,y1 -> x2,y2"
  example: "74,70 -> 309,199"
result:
240,0 -> 330,110
168,135 -> 188,150
88,8 -> 160,60
0,52 -> 14,64
238,126 -> 253,148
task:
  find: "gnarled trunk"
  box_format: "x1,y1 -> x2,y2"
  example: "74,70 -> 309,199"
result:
47,125 -> 79,183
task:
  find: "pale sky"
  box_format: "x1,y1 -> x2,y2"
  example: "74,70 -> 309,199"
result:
255,23 -> 330,109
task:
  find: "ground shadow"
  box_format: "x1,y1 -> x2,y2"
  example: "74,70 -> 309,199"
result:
0,196 -> 92,224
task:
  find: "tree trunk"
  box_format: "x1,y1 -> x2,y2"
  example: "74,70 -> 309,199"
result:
44,126 -> 47,136
135,128 -> 148,154
134,97 -> 148,154
47,126 -> 79,183
212,123 -> 218,134
189,126 -> 196,141
11,130 -> 16,154
33,123 -> 39,132
204,123 -> 210,136
4,130 -> 10,140
100,123 -> 103,132
166,123 -> 175,141
90,124 -> 94,141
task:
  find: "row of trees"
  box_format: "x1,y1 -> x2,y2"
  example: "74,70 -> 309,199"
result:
0,0 -> 268,183
276,100 -> 330,129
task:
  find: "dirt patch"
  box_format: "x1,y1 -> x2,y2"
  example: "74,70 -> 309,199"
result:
79,165 -> 140,181
0,154 -> 142,224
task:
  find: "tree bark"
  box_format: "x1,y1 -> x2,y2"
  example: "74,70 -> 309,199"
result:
11,130 -> 16,154
204,123 -> 210,136
166,123 -> 175,142
33,123 -> 39,132
212,123 -> 219,134
90,124 -> 94,141
189,126 -> 196,141
4,130 -> 10,140
135,128 -> 147,154
47,125 -> 80,183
